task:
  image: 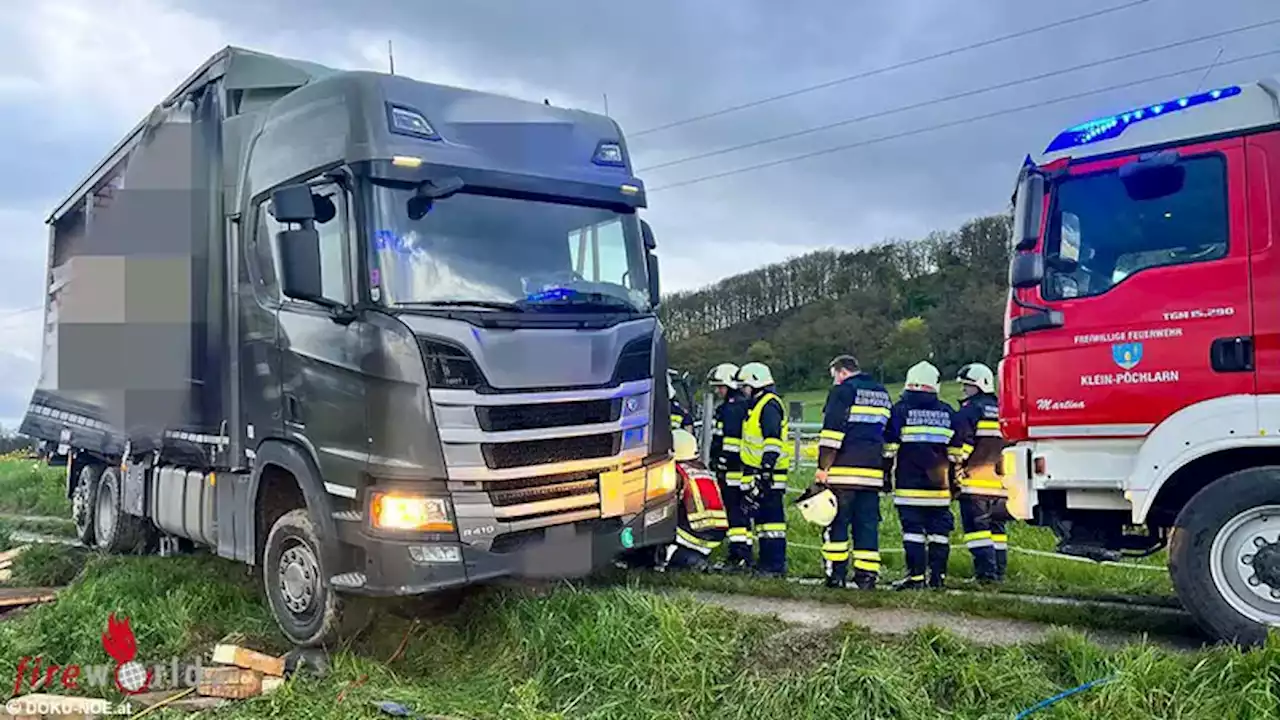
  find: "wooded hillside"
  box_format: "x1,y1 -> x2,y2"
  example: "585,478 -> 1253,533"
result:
659,214 -> 1011,391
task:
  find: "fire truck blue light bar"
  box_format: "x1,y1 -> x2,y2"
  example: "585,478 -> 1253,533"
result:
1044,85 -> 1242,153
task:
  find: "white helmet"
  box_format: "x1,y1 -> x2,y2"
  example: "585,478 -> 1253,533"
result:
707,362 -> 740,388
667,375 -> 678,400
957,363 -> 995,394
796,485 -> 838,527
736,361 -> 775,390
672,428 -> 698,462
904,361 -> 940,393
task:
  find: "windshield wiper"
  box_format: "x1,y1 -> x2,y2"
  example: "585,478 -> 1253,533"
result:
399,300 -> 525,312
521,291 -> 640,313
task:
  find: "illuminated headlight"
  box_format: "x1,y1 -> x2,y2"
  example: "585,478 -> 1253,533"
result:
593,141 -> 625,167
408,544 -> 462,564
645,460 -> 678,500
370,492 -> 454,532
387,103 -> 440,140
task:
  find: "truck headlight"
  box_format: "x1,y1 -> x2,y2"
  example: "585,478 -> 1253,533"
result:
646,460 -> 678,500
370,492 -> 454,532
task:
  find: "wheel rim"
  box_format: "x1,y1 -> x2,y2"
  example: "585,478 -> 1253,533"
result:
1209,504 -> 1280,626
95,477 -> 116,543
72,472 -> 91,534
278,541 -> 320,617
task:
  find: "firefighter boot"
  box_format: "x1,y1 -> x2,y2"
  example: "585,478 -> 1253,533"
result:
927,542 -> 950,589
892,576 -> 926,591
995,548 -> 1008,583
852,569 -> 878,590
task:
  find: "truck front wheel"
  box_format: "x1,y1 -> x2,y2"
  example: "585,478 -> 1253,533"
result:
93,466 -> 148,554
263,509 -> 343,647
1170,467 -> 1280,645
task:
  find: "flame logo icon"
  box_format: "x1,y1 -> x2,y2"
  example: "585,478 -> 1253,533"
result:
101,613 -> 152,695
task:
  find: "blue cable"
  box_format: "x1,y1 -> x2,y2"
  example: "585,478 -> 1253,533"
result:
1014,675 -> 1117,719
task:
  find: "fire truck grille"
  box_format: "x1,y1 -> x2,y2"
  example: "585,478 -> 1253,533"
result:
482,433 -> 618,470
487,472 -> 599,508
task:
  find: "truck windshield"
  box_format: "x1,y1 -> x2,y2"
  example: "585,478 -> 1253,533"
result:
369,185 -> 651,313
1041,155 -> 1228,300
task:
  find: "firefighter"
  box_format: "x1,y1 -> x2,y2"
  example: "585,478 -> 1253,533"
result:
706,363 -> 753,571
669,376 -> 694,431
813,354 -> 892,589
737,361 -> 790,577
949,362 -> 1010,583
659,428 -> 730,571
884,361 -> 956,590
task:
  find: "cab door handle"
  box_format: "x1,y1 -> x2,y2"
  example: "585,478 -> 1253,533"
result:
1210,336 -> 1254,373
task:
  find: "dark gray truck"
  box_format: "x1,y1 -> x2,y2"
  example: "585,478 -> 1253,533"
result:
21,46 -> 679,645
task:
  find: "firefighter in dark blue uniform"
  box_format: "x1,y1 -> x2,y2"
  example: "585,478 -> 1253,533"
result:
884,361 -> 957,590
949,363 -> 1010,583
737,361 -> 790,578
814,354 -> 892,589
669,376 -> 694,431
706,363 -> 754,571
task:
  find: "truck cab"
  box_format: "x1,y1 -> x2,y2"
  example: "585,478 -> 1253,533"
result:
1002,75 -> 1280,643
22,47 -> 680,646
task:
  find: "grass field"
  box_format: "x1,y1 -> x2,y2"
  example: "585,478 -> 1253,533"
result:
0,459 -> 1274,717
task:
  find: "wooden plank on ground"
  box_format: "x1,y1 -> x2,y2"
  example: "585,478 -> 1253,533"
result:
0,545 -> 32,564
0,587 -> 60,608
211,644 -> 286,676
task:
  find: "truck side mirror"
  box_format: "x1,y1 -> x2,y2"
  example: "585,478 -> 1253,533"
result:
1009,252 -> 1045,290
647,255 -> 661,308
641,220 -> 656,251
277,227 -> 328,304
270,184 -> 317,224
1012,172 -> 1045,251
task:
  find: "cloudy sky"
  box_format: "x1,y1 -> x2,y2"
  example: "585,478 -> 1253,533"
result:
0,0 -> 1275,427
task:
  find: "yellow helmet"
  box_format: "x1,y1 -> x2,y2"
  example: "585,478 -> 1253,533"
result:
672,429 -> 698,462
904,361 -> 941,393
796,485 -> 838,527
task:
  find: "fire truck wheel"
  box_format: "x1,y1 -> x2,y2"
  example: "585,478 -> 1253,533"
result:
264,509 -> 343,647
1170,467 -> 1280,646
93,466 -> 148,554
72,463 -> 103,546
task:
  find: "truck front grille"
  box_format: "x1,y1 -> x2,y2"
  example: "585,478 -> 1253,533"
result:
487,471 -> 599,507
482,433 -> 618,470
478,400 -> 619,432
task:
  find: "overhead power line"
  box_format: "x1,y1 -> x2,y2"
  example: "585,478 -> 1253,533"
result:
631,0 -> 1153,138
639,18 -> 1280,173
647,47 -> 1280,193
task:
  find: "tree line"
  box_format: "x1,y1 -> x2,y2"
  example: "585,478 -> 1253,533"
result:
660,214 -> 1012,391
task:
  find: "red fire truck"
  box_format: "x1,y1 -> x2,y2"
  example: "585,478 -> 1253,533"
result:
1003,74 -> 1280,644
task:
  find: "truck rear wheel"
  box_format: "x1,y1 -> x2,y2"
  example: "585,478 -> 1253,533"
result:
1169,467 -> 1280,645
264,509 -> 343,647
93,466 -> 148,554
72,463 -> 103,546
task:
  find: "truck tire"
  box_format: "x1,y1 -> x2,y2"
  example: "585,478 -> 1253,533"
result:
72,463 -> 103,546
263,509 -> 344,647
1169,466 -> 1280,645
93,466 -> 149,554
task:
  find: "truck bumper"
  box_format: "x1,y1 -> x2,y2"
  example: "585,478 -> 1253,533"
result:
338,495 -> 679,597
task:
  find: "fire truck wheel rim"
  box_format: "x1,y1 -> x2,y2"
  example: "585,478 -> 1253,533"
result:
1209,504 -> 1280,626
279,544 -> 319,615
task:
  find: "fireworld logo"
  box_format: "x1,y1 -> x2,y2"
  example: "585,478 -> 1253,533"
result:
11,613 -> 206,698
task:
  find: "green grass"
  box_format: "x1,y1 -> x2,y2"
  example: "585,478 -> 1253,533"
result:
0,459 -> 70,517
784,380 -> 966,423
0,552 -> 1271,719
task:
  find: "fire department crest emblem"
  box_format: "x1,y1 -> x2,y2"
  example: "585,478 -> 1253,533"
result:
1112,342 -> 1143,371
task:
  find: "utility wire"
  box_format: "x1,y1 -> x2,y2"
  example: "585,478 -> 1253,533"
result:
639,18 -> 1280,173
630,0 -> 1153,137
647,47 -> 1280,193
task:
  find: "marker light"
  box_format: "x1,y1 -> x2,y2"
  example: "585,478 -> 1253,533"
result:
387,104 -> 440,140
370,492 -> 453,532
593,141 -> 625,167
1044,85 -> 1242,153
392,156 -> 423,168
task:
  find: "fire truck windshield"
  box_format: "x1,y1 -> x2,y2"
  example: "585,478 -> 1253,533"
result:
368,185 -> 652,314
1040,155 -> 1229,301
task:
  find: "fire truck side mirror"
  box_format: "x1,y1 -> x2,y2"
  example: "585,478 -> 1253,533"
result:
1010,252 -> 1045,290
1012,172 -> 1045,251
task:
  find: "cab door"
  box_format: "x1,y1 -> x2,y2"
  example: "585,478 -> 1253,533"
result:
1021,139 -> 1254,437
